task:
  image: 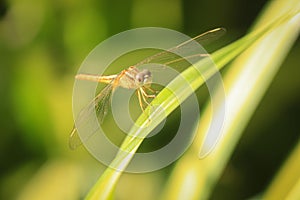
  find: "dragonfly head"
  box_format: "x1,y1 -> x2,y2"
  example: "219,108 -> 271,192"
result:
135,69 -> 152,87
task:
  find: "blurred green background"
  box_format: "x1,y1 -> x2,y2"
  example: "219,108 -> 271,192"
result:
0,0 -> 299,199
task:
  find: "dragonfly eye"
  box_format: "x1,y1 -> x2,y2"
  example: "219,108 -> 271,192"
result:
136,69 -> 152,85
142,69 -> 151,77
136,73 -> 144,83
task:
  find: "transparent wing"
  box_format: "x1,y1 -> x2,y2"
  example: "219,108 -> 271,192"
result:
69,83 -> 114,150
134,28 -> 226,68
69,125 -> 83,150
95,83 -> 114,123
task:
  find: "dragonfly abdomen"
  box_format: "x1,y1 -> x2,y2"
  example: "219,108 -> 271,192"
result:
75,74 -> 117,84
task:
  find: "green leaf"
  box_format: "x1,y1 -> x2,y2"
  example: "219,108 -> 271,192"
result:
84,6 -> 300,200
161,1 -> 300,200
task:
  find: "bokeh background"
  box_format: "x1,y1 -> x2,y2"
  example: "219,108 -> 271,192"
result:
0,0 -> 299,199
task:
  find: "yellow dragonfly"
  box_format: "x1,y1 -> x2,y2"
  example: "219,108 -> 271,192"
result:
69,28 -> 226,149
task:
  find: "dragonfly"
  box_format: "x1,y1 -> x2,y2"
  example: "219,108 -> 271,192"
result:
69,27 -> 226,150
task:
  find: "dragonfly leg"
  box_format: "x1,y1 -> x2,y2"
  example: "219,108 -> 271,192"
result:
140,88 -> 155,106
137,89 -> 152,124
144,86 -> 158,95
140,88 -> 154,118
140,87 -> 156,98
137,90 -> 146,112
